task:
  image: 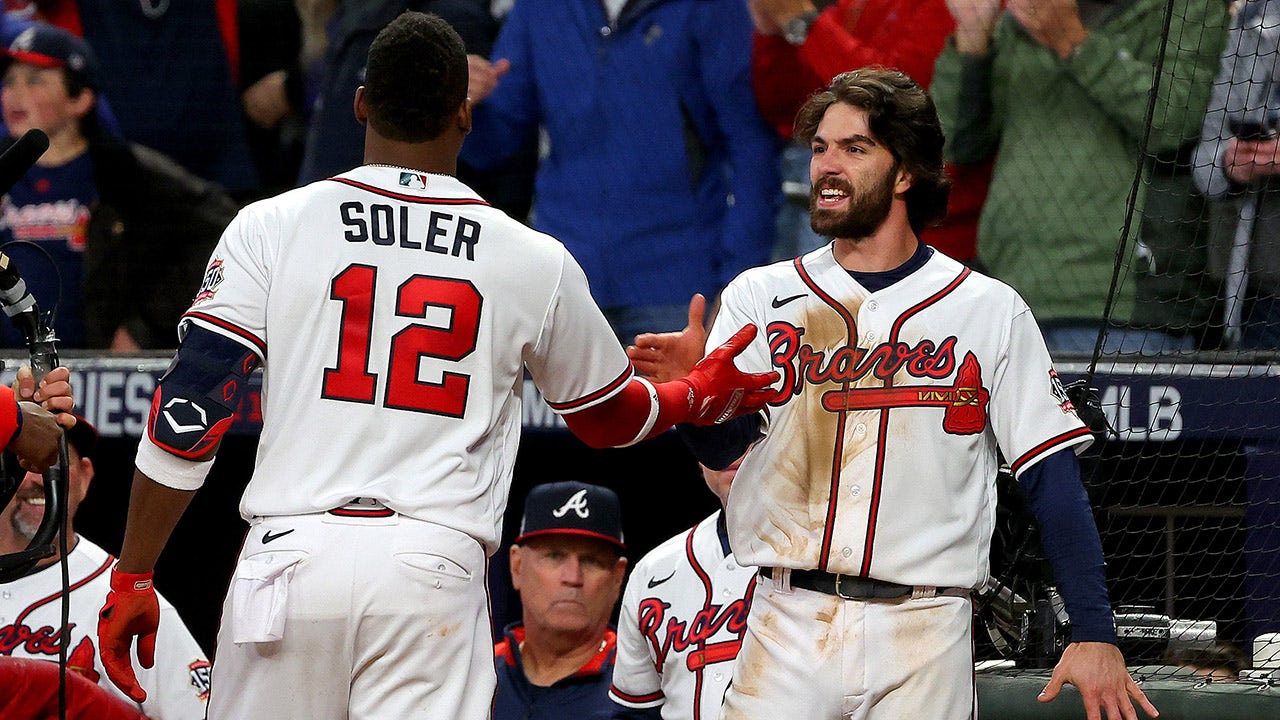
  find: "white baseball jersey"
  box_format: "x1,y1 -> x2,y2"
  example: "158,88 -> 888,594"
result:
707,245 -> 1091,588
0,538 -> 210,719
610,511 -> 757,720
184,165 -> 632,551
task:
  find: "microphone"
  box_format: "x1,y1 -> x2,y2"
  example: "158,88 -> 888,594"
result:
0,129 -> 49,197
0,251 -> 40,353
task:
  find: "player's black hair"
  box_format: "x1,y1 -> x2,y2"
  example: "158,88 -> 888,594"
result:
364,12 -> 468,143
794,67 -> 951,234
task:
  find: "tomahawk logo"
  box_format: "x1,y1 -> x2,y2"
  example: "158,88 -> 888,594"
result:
163,398 -> 209,434
552,490 -> 591,519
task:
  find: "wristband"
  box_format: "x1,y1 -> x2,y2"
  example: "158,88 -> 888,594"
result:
135,432 -> 215,491
109,566 -> 154,593
619,377 -> 661,447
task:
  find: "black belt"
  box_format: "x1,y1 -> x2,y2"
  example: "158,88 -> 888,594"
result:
760,567 -> 970,601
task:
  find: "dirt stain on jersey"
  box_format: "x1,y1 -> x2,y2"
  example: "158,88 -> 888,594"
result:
759,298 -> 857,562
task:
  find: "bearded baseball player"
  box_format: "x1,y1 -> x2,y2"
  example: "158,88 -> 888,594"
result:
609,455 -> 755,720
0,417 -> 210,719
93,12 -> 777,720
629,68 -> 1155,720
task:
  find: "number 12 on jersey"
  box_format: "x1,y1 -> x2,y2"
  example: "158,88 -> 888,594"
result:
322,263 -> 483,417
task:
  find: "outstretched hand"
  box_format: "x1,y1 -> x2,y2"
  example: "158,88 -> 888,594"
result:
627,293 -> 709,383
681,324 -> 779,425
1039,642 -> 1158,720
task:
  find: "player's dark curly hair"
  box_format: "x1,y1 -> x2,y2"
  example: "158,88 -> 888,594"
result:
364,12 -> 468,143
793,67 -> 951,234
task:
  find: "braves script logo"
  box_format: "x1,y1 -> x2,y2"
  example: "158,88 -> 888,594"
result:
636,597 -> 749,673
767,322 -> 989,434
552,489 -> 591,519
0,620 -> 75,656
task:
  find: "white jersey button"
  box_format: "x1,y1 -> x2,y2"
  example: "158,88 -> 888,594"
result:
851,484 -> 861,496
854,423 -> 866,435
841,547 -> 853,558
867,300 -> 879,311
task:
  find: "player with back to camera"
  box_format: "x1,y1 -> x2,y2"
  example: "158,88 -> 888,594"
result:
628,68 -> 1156,720
93,11 -> 777,720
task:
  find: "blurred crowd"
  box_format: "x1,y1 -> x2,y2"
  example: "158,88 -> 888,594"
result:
0,0 -> 1275,356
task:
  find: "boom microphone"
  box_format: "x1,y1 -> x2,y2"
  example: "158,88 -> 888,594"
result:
0,128 -> 49,197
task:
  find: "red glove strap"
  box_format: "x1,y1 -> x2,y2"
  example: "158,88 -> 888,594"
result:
109,566 -> 154,593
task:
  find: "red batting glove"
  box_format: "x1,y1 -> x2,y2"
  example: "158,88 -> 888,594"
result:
680,325 -> 780,425
97,565 -> 159,703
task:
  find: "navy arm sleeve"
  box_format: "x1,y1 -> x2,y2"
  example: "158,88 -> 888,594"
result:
1018,448 -> 1117,644
676,414 -> 763,470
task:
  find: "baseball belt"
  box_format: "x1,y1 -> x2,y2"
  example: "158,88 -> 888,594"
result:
760,567 -> 971,601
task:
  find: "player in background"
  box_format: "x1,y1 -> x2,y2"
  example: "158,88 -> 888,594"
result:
609,454 -> 755,720
94,12 -> 777,720
494,482 -> 628,720
0,415 -> 210,719
627,68 -> 1155,720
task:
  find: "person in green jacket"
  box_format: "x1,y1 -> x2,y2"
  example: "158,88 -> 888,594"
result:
933,0 -> 1226,355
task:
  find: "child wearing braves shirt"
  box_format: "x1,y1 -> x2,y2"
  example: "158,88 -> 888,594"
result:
0,22 -> 236,350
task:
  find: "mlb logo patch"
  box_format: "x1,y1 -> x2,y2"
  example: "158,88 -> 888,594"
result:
399,172 -> 428,190
194,258 -> 224,303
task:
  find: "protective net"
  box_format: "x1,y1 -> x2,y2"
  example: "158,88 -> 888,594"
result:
972,0 -> 1280,693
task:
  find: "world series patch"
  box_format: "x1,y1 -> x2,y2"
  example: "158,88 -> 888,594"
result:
1049,368 -> 1075,413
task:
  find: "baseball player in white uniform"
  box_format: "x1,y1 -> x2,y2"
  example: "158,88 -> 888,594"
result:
93,12 -> 776,720
0,418 -> 210,719
629,68 -> 1157,720
610,457 -> 756,720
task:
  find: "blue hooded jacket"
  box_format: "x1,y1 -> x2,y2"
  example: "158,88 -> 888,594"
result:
464,0 -> 781,308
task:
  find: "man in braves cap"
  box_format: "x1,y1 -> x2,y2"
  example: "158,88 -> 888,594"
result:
493,481 -> 628,719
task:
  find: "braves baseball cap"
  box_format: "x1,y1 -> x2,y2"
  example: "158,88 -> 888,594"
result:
1,23 -> 99,89
64,414 -> 97,460
515,481 -> 625,551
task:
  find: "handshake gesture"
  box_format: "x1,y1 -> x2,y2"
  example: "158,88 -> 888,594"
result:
628,293 -> 778,426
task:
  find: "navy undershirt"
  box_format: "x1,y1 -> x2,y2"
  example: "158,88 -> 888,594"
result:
679,241 -> 1116,643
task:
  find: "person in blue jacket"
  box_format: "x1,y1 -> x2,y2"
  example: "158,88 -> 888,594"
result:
465,0 -> 781,343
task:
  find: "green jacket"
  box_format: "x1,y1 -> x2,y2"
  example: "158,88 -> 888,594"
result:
932,0 -> 1226,324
